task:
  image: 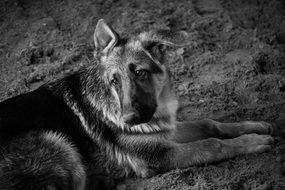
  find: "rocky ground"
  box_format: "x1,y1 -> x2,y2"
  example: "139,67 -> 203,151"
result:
0,0 -> 285,189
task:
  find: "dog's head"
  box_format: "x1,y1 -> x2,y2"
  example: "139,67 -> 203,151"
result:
86,19 -> 190,132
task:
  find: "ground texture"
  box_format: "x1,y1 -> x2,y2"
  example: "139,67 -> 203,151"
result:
0,0 -> 285,189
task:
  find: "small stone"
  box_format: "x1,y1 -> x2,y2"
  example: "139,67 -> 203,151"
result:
177,48 -> 184,56
178,84 -> 185,91
199,99 -> 205,103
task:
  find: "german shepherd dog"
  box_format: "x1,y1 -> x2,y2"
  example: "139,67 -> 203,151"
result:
0,19 -> 274,190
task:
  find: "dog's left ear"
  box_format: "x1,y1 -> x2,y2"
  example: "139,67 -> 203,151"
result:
94,19 -> 119,54
139,30 -> 190,62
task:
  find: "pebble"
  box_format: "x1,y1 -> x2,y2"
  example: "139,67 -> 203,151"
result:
199,99 -> 205,103
177,84 -> 185,91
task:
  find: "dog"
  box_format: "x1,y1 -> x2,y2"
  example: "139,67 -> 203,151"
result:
0,19 -> 274,190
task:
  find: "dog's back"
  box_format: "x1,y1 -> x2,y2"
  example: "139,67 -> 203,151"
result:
0,87 -> 65,135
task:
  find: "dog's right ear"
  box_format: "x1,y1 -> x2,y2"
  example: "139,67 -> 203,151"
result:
139,30 -> 191,63
94,19 -> 119,54
139,30 -> 191,48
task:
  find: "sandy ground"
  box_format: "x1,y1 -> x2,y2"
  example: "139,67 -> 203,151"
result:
0,0 -> 285,189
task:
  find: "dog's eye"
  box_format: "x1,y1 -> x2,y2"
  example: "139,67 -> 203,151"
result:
135,70 -> 148,78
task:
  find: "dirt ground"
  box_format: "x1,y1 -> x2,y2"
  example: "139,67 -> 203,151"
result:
0,0 -> 285,189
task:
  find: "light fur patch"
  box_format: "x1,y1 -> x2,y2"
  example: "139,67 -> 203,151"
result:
127,39 -> 143,51
129,123 -> 161,133
111,86 -> 121,110
105,144 -> 148,177
64,93 -> 96,139
160,97 -> 178,127
86,94 -> 125,130
41,131 -> 86,190
138,32 -> 154,43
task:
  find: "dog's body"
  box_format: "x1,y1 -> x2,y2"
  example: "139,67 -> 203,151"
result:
0,20 -> 273,190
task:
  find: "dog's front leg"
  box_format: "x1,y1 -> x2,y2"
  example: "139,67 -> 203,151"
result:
165,133 -> 273,169
172,119 -> 273,143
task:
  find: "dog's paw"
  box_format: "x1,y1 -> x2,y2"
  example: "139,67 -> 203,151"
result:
241,121 -> 273,135
232,133 -> 274,154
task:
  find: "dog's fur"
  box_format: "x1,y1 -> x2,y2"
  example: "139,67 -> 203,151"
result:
0,19 -> 273,190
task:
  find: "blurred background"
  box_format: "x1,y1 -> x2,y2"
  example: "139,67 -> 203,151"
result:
0,0 -> 284,189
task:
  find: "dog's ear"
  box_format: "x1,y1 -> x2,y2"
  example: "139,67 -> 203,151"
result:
94,19 -> 119,54
140,30 -> 190,47
139,30 -> 190,62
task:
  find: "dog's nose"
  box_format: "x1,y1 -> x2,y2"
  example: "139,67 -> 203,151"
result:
123,112 -> 140,125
